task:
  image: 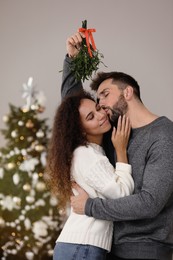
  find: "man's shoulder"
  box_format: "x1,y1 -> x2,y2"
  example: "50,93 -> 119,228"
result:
154,116 -> 173,134
149,116 -> 173,146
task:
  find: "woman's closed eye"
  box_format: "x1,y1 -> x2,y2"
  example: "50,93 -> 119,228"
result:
86,112 -> 94,120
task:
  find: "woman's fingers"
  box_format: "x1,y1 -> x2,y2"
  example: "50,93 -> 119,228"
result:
116,115 -> 122,132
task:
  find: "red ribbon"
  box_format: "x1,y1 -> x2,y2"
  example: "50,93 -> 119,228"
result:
79,28 -> 96,57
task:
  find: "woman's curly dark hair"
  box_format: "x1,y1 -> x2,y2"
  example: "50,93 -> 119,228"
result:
46,91 -> 95,209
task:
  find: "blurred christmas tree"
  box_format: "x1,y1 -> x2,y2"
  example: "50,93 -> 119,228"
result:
0,78 -> 63,260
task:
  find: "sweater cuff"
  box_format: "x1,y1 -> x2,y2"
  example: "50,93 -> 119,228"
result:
65,54 -> 72,63
116,162 -> 132,174
85,198 -> 93,217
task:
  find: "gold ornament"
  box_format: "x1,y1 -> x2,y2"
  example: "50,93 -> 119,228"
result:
38,172 -> 43,177
36,130 -> 44,138
23,183 -> 31,191
6,162 -> 15,170
18,121 -> 24,126
26,196 -> 35,204
21,107 -> 29,113
36,181 -> 46,192
11,130 -> 18,138
26,120 -> 34,128
31,104 -> 39,110
25,251 -> 34,260
35,144 -> 45,152
13,197 -> 21,206
15,239 -> 21,245
27,136 -> 34,142
0,217 -> 5,228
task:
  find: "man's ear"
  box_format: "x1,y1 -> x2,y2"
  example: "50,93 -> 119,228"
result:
123,86 -> 133,101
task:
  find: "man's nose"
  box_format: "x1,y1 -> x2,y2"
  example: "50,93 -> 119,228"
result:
98,98 -> 105,107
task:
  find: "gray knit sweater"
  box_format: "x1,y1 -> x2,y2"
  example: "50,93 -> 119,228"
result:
86,117 -> 173,258
61,56 -> 173,258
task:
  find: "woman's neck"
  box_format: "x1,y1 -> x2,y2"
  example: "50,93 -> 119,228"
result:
87,134 -> 103,145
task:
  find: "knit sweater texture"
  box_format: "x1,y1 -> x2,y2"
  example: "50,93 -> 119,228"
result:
57,143 -> 133,251
86,117 -> 173,258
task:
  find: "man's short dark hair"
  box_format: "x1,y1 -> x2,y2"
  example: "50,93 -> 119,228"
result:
90,71 -> 142,101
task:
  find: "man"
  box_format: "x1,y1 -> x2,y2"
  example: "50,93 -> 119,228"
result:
61,32 -> 173,260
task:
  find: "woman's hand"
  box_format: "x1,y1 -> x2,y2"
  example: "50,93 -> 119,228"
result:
111,115 -> 131,163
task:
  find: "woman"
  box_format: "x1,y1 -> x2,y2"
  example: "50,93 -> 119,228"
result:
47,91 -> 134,260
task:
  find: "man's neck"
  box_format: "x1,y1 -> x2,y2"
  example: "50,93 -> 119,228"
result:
127,102 -> 159,129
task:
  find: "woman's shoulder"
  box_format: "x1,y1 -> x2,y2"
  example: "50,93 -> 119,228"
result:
72,144 -> 110,176
74,143 -> 104,156
73,144 -> 105,164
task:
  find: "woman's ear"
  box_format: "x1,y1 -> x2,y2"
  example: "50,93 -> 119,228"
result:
123,86 -> 133,101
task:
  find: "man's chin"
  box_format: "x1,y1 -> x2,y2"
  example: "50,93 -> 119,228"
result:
110,111 -> 122,127
104,107 -> 121,127
109,115 -> 118,127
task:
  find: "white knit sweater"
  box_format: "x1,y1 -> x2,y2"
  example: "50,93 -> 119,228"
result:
57,143 -> 134,251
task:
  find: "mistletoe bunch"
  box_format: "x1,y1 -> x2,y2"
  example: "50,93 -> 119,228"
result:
70,20 -> 106,82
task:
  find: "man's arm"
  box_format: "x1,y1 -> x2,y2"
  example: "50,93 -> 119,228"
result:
72,134 -> 173,221
61,55 -> 83,98
61,32 -> 85,98
85,135 -> 173,221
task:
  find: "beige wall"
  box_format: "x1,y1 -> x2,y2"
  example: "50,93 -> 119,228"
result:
0,0 -> 173,145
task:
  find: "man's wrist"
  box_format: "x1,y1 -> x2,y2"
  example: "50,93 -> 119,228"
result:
65,54 -> 72,61
85,198 -> 93,216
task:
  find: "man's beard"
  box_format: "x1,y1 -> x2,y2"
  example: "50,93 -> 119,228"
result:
109,94 -> 128,127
